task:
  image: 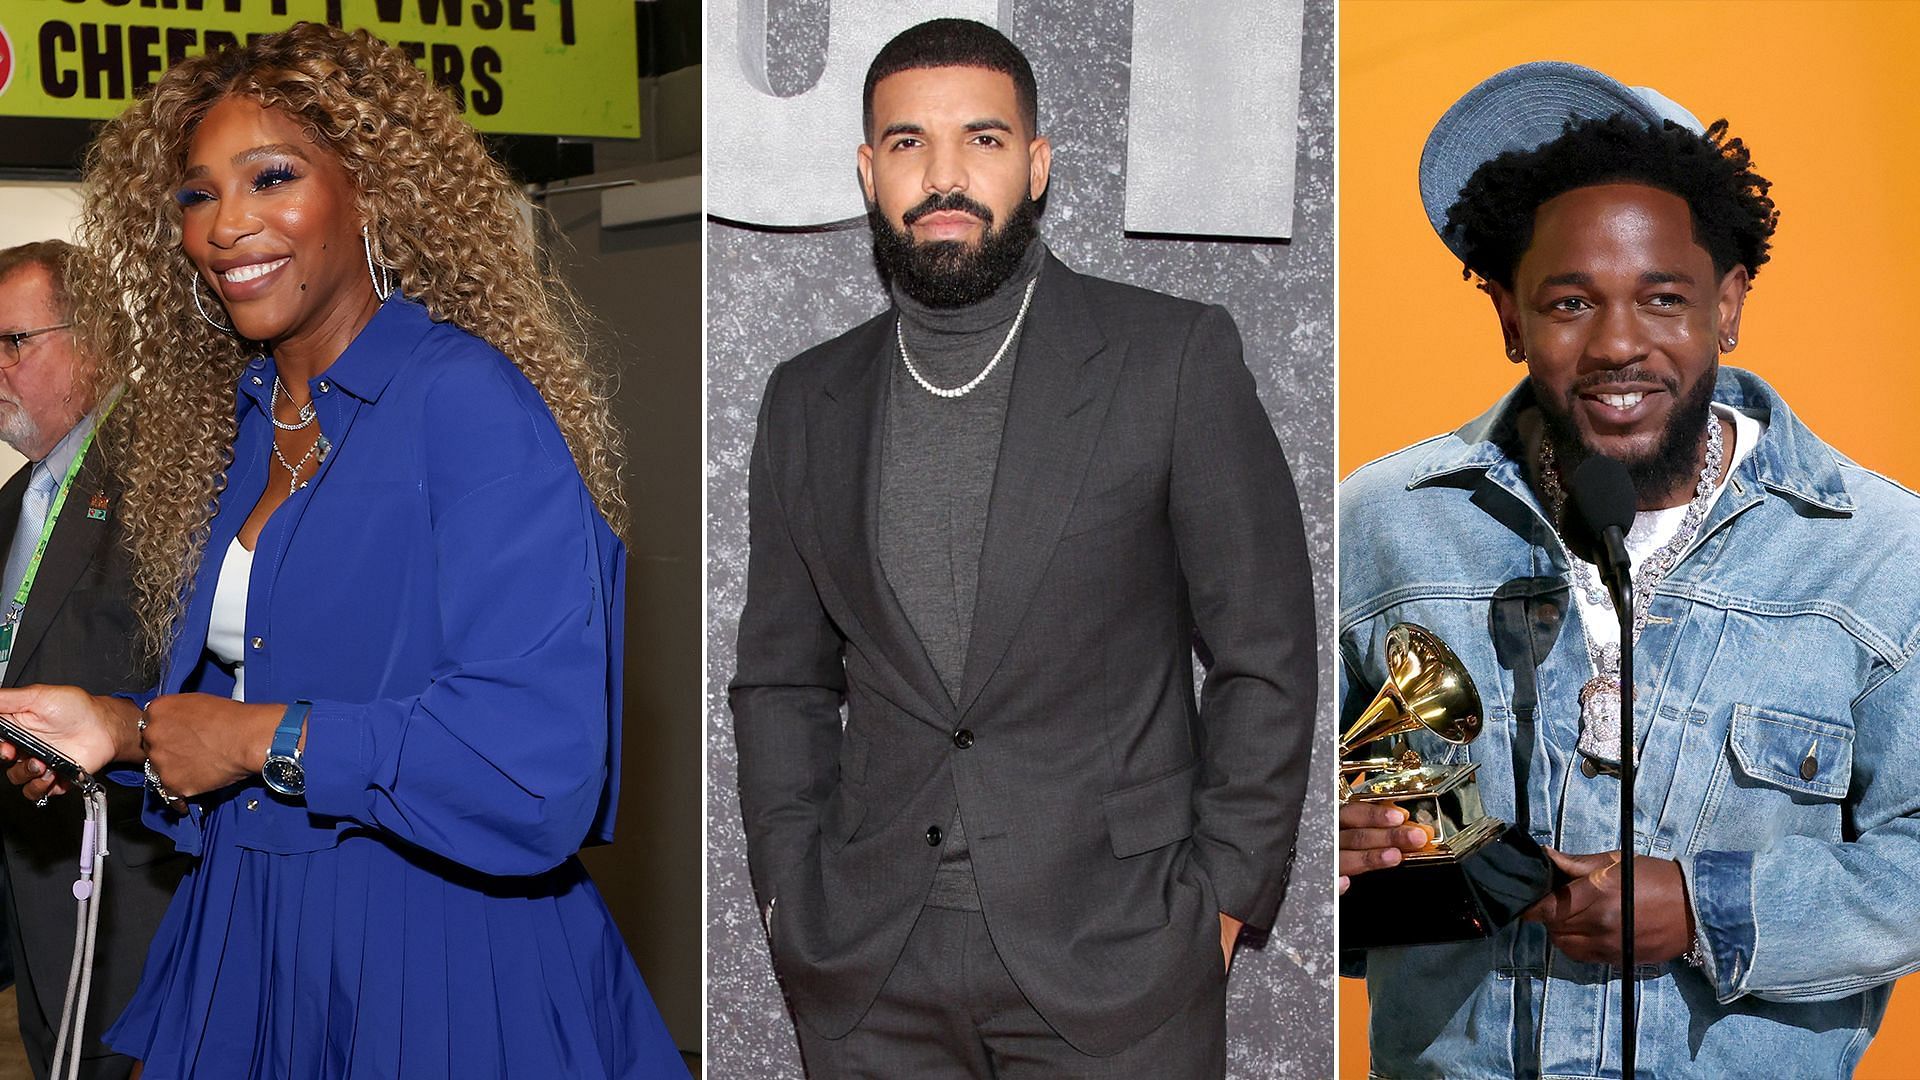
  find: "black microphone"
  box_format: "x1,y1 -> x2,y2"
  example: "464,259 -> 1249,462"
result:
1571,455 -> 1636,610
1568,452 -> 1640,1078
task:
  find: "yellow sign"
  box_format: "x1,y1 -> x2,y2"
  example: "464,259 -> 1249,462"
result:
0,1 -> 637,138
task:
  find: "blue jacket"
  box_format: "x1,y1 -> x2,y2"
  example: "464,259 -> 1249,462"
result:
1340,368 -> 1920,1078
136,296 -> 623,876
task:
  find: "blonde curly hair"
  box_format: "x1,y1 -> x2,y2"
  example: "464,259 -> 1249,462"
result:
68,22 -> 628,666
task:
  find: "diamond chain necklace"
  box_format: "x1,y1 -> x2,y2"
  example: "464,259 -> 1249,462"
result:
270,376 -> 317,431
1538,410 -> 1724,765
896,277 -> 1038,399
268,375 -> 329,494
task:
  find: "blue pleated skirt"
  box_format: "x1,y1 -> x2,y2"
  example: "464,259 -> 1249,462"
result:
103,809 -> 687,1078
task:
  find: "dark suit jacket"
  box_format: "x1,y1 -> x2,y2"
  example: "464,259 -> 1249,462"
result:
730,256 -> 1317,1055
0,442 -> 187,1079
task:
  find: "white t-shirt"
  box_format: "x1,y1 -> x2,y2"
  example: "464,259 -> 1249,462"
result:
1571,403 -> 1765,654
207,537 -> 254,702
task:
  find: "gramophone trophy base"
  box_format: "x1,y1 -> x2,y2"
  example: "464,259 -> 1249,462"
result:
1341,821 -> 1561,948
1340,763 -> 1562,949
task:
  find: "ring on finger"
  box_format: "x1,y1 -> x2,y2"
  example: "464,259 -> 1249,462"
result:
141,758 -> 181,807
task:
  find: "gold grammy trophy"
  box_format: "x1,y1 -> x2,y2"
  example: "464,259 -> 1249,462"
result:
1339,623 -> 1560,948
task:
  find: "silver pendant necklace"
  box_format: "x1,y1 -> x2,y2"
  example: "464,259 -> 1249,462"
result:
896,277 -> 1038,399
1539,410 -> 1724,767
269,376 -> 327,493
272,433 -> 329,495
270,376 -> 316,431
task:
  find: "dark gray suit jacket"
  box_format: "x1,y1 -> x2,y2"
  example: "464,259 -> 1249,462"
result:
731,256 -> 1317,1056
0,444 -> 187,1079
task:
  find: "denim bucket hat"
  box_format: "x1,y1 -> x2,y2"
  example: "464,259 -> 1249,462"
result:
1419,60 -> 1704,260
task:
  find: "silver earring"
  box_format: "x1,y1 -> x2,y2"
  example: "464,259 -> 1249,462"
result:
362,225 -> 395,302
191,276 -> 233,333
1506,344 -> 1525,363
1725,336 -> 1737,348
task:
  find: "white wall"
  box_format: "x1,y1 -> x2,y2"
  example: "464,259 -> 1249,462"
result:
0,182 -> 81,246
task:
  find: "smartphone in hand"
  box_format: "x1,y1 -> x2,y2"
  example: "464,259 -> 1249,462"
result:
0,716 -> 100,796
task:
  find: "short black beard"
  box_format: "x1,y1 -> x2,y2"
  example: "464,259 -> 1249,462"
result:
868,192 -> 1040,308
1536,360 -> 1718,507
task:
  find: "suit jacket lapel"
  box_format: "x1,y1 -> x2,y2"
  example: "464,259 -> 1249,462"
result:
957,259 -> 1119,716
0,469 -> 25,688
0,470 -> 25,570
6,448 -> 111,686
802,317 -> 955,727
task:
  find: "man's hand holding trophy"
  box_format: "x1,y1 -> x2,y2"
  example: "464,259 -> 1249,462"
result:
1338,623 -> 1564,948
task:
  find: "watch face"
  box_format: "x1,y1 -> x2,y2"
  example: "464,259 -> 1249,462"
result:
263,757 -> 305,796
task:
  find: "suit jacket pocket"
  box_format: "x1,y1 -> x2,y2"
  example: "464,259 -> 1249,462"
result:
1102,761 -> 1196,858
821,786 -> 867,852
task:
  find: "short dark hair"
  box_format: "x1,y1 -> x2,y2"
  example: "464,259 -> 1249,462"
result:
0,239 -> 76,319
1444,114 -> 1778,290
863,18 -> 1037,141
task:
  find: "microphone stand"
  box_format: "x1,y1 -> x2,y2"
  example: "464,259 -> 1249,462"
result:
1570,452 -> 1643,1077
1598,551 -> 1636,1078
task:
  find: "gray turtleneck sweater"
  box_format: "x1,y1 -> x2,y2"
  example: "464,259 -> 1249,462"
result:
878,238 -> 1047,912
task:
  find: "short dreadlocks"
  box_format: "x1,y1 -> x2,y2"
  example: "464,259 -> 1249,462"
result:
1444,113 -> 1778,289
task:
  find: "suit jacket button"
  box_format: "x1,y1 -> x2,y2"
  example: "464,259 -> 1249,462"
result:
952,728 -> 973,749
926,825 -> 943,846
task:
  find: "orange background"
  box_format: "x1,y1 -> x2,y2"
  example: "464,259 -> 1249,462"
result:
1339,1 -> 1920,1076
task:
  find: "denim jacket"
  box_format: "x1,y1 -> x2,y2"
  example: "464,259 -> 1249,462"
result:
1339,368 -> 1920,1079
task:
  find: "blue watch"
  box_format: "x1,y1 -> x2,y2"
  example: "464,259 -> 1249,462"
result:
263,701 -> 311,797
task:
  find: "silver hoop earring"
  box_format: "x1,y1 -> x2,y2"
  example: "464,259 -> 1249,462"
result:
362,225 -> 395,302
191,276 -> 233,333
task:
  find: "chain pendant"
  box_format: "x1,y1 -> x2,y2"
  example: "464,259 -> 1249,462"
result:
1540,411 -> 1725,769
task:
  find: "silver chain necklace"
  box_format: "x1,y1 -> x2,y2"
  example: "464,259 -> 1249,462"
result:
268,376 -> 328,493
270,376 -> 316,431
895,277 -> 1038,399
1538,410 -> 1724,766
272,432 -> 330,495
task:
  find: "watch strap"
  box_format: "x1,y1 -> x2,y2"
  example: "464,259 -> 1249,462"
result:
270,701 -> 311,763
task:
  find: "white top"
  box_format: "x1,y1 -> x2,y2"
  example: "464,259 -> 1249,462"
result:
207,538 -> 253,702
1573,403 -> 1766,654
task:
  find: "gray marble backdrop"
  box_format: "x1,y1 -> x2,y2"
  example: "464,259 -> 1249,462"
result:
706,2 -> 1336,1075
